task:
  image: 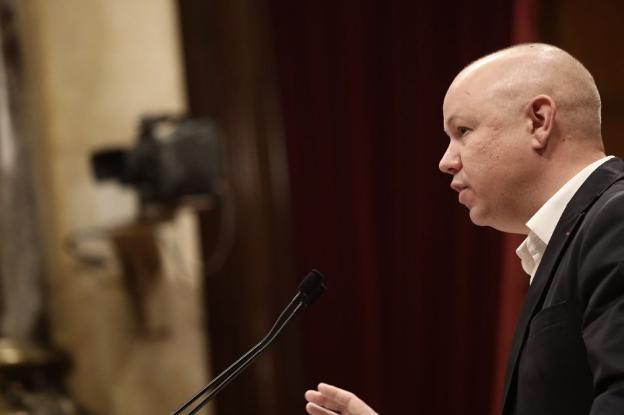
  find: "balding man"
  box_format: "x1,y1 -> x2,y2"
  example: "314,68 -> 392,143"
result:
304,43 -> 624,415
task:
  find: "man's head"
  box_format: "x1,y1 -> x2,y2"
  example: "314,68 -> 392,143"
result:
439,43 -> 605,234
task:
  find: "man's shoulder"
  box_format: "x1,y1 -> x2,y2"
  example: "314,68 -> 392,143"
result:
578,158 -> 624,223
571,171 -> 624,261
586,177 -> 624,221
572,175 -> 624,271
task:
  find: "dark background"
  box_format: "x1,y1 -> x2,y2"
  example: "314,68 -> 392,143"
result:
177,0 -> 624,414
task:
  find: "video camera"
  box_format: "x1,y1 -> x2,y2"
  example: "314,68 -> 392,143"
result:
90,115 -> 223,205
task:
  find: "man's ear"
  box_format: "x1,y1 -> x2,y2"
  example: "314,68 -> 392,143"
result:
527,95 -> 556,150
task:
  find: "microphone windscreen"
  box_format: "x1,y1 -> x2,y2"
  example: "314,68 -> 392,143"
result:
298,270 -> 326,307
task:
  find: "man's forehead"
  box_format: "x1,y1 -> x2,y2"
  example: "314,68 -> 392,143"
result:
442,91 -> 476,130
443,81 -> 478,119
443,78 -> 509,130
443,57 -> 521,119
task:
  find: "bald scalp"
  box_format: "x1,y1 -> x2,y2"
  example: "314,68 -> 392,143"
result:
453,43 -> 603,147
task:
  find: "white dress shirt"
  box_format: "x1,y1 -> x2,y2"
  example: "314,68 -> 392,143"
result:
516,156 -> 614,283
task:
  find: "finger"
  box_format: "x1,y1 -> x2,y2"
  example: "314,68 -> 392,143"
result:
317,383 -> 375,414
306,402 -> 340,415
305,390 -> 342,412
317,383 -> 358,407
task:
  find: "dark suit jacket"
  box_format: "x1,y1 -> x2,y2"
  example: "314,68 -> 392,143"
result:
501,157 -> 624,415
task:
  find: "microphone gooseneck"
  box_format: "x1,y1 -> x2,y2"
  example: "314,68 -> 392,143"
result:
170,270 -> 325,415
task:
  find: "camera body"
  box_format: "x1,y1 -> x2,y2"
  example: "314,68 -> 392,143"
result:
91,115 -> 223,205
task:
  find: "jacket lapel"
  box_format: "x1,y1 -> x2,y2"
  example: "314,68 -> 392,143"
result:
500,157 -> 624,414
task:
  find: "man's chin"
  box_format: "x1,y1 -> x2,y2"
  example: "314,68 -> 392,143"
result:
463,199 -> 496,228
469,208 -> 522,233
468,207 -> 490,227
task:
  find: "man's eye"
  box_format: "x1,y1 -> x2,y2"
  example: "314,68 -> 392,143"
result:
457,127 -> 470,136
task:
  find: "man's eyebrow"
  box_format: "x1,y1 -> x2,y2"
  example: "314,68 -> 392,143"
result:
445,114 -> 474,127
442,115 -> 453,136
444,114 -> 458,127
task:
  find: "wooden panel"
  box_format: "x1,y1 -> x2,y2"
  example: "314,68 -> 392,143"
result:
177,1 -> 304,414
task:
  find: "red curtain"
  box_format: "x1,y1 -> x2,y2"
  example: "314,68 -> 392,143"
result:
269,1 -> 523,413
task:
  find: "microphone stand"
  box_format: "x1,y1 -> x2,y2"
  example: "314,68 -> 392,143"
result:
170,271 -> 325,415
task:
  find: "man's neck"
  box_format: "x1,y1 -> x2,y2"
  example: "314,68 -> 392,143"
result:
510,152 -> 607,235
535,152 -> 605,211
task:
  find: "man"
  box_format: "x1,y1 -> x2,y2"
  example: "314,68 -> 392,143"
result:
304,43 -> 624,415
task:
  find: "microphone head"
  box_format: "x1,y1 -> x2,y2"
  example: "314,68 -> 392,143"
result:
298,270 -> 326,307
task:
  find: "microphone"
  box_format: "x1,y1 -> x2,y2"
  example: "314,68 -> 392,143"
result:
170,270 -> 326,415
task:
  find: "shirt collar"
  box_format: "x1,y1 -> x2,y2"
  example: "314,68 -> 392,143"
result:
516,155 -> 614,281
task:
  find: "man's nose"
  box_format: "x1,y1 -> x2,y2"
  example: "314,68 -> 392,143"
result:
438,144 -> 461,175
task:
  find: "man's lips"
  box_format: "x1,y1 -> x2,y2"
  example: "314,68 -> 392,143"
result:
451,181 -> 470,205
450,181 -> 468,193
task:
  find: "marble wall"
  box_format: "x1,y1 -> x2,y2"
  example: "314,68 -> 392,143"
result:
12,1 -> 212,414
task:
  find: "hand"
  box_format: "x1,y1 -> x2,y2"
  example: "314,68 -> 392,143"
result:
304,383 -> 378,415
